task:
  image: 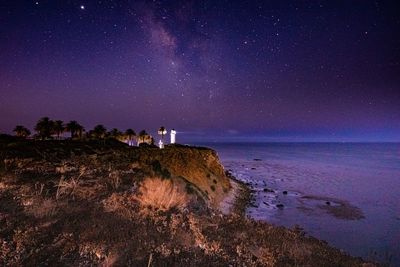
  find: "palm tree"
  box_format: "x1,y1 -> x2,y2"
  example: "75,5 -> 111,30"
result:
158,126 -> 167,141
13,125 -> 31,138
125,129 -> 136,145
34,117 -> 53,140
93,124 -> 107,139
65,120 -> 82,139
53,120 -> 64,139
138,130 -> 147,144
76,124 -> 85,139
109,128 -> 123,140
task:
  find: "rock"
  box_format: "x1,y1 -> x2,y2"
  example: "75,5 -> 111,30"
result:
253,158 -> 262,161
263,188 -> 274,193
282,191 -> 288,195
276,204 -> 284,209
326,201 -> 331,206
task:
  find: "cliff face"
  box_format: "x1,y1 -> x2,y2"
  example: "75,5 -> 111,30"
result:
0,138 -> 369,266
133,145 -> 232,207
0,139 -> 231,208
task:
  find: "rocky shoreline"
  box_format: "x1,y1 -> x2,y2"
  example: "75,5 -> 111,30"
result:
230,176 -> 366,221
220,173 -> 253,217
0,137 -> 374,266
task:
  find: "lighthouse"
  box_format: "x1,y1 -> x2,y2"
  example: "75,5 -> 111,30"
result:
170,129 -> 176,144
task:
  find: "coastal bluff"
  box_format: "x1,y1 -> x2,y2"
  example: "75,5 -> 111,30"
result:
132,144 -> 232,208
0,137 -> 372,266
0,138 -> 232,210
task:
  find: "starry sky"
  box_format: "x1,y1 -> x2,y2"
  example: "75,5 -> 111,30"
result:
1,0 -> 399,142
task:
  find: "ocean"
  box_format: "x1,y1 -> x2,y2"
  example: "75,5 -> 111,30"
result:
195,142 -> 400,266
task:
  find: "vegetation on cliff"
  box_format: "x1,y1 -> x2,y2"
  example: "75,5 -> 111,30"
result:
0,136 -> 372,266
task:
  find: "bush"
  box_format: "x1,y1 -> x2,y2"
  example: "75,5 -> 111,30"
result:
151,160 -> 171,178
135,177 -> 189,211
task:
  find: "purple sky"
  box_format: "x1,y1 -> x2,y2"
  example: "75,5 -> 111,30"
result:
1,1 -> 399,141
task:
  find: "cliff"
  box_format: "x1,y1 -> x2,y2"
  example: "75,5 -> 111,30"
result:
132,145 -> 232,207
0,139 -> 231,209
0,137 -> 371,266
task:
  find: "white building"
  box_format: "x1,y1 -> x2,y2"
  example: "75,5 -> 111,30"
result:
170,129 -> 176,144
158,139 -> 164,149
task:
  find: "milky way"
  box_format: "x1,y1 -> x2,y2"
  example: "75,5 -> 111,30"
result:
1,1 -> 399,141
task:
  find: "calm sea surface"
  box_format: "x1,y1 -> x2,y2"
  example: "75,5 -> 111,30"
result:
195,142 -> 400,266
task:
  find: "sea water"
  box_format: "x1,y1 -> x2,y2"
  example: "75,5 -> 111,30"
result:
196,142 -> 400,266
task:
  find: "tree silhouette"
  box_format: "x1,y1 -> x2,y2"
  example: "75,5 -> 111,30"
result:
34,117 -> 53,140
138,130 -> 147,144
13,125 -> 31,138
76,124 -> 85,139
53,120 -> 64,139
158,126 -> 167,141
66,120 -> 82,139
93,125 -> 107,139
109,128 -> 122,140
125,129 -> 136,145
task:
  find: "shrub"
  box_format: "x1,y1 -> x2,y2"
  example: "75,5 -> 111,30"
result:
151,160 -> 171,178
135,177 -> 189,211
185,183 -> 195,194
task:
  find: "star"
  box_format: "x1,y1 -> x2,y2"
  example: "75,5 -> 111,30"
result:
80,5 -> 85,10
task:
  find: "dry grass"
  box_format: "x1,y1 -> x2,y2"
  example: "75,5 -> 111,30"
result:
55,175 -> 105,200
135,177 -> 189,211
100,254 -> 118,267
188,214 -> 222,255
108,171 -> 121,190
56,176 -> 81,200
26,198 -> 58,218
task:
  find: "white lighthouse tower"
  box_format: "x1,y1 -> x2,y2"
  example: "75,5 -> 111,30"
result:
170,129 -> 176,144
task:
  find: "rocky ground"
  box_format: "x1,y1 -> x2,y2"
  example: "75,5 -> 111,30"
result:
0,136 -> 374,266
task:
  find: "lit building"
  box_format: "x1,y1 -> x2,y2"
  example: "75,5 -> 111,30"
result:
158,139 -> 164,149
170,129 -> 176,144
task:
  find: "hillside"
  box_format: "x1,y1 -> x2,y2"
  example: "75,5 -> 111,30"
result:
0,137 -> 372,266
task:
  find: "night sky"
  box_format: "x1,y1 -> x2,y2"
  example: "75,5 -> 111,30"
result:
1,1 -> 399,142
